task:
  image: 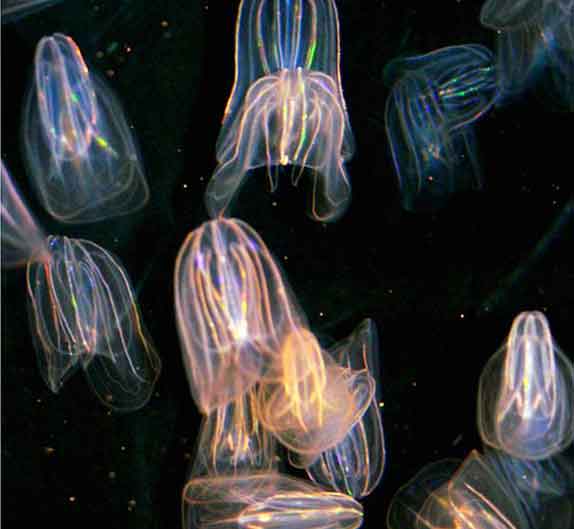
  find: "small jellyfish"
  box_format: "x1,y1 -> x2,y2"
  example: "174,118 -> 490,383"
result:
26,235 -> 161,411
384,44 -> 498,132
256,326 -> 375,464
206,0 -> 353,222
477,311 -> 574,460
1,160 -> 50,268
305,319 -> 386,499
22,33 -> 149,223
182,472 -> 364,529
385,71 -> 481,211
190,386 -> 277,478
174,217 -> 305,414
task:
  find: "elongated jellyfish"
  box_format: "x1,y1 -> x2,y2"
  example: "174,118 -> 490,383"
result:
174,217 -> 305,414
206,0 -> 354,222
22,33 -> 149,223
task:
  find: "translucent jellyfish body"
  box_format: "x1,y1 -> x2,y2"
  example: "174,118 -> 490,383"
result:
183,472 -> 364,529
1,160 -> 50,268
305,319 -> 386,499
206,0 -> 354,222
384,44 -> 498,132
190,387 -> 277,478
477,311 -> 574,460
26,236 -> 161,411
256,326 -> 375,464
22,33 -> 149,223
387,451 -> 529,529
488,450 -> 574,527
480,0 -> 574,108
385,71 -> 481,211
174,217 -> 304,414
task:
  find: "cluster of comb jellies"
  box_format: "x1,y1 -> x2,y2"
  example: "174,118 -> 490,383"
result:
0,33 -> 159,410
205,0 -> 354,222
387,311 -> 574,528
384,0 -> 573,211
174,218 -> 385,528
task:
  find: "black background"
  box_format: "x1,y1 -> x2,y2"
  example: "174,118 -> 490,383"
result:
2,1 -> 573,528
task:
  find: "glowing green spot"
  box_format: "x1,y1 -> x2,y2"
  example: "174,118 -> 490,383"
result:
95,135 -> 109,149
306,41 -> 317,68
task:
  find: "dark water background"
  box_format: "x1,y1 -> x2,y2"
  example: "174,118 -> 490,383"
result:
2,1 -> 573,527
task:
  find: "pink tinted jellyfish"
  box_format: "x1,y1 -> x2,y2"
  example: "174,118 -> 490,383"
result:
182,472 -> 364,529
477,311 -> 574,460
174,217 -> 305,414
205,0 -> 354,222
305,319 -> 386,499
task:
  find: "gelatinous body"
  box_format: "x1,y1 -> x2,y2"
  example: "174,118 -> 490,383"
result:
306,319 -> 386,498
480,0 -> 574,108
387,451 -> 529,529
206,0 -> 353,222
257,326 -> 374,463
183,473 -> 364,529
174,217 -> 303,414
489,450 -> 574,526
26,236 -> 161,411
22,33 -> 149,223
385,71 -> 481,211
477,311 -> 574,460
1,160 -> 49,268
384,45 -> 498,131
191,387 -> 277,478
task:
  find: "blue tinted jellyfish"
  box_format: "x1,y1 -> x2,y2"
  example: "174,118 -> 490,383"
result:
480,0 -> 574,109
22,33 -> 149,223
477,311 -> 574,460
385,71 -> 481,211
384,44 -> 499,131
384,44 -> 498,210
205,0 -> 354,222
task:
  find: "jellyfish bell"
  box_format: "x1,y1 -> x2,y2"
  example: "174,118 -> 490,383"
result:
174,217 -> 305,414
477,311 -> 574,460
257,326 -> 375,464
206,0 -> 353,222
206,67 -> 352,222
305,319 -> 386,499
26,235 -> 161,411
22,33 -> 149,223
